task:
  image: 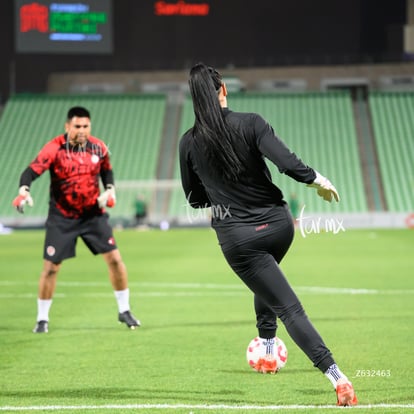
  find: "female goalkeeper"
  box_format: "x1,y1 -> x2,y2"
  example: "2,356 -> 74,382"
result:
179,63 -> 357,406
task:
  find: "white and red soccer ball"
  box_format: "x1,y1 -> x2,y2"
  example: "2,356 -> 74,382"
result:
246,336 -> 288,374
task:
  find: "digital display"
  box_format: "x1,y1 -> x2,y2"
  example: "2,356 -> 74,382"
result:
153,1 -> 210,16
15,0 -> 113,54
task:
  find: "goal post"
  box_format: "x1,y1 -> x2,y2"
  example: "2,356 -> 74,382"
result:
112,179 -> 210,227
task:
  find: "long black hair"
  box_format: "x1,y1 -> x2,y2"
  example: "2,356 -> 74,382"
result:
188,63 -> 246,182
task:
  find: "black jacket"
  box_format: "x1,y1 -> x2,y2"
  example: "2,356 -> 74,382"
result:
179,108 -> 316,226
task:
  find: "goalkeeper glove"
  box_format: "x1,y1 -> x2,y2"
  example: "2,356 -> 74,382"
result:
307,171 -> 340,202
12,185 -> 34,213
98,184 -> 116,208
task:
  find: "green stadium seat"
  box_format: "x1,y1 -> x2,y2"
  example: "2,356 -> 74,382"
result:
369,92 -> 414,212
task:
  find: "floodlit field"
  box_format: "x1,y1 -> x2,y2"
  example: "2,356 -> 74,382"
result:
1,228 -> 413,413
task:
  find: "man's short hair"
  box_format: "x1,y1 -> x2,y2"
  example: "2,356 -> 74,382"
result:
67,106 -> 91,120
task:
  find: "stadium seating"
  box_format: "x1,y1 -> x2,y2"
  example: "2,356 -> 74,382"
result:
3,90 -> 411,227
369,92 -> 414,212
168,99 -> 196,221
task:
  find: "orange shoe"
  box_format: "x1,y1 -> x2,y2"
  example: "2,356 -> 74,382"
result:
336,379 -> 358,406
254,355 -> 277,374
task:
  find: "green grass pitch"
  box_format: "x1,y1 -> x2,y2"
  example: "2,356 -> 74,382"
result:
0,228 -> 413,413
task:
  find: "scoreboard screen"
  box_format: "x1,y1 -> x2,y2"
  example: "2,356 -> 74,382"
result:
13,0 -> 366,66
15,0 -> 113,54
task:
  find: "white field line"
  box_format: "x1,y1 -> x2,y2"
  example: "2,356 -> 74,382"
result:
0,280 -> 413,297
1,403 -> 414,411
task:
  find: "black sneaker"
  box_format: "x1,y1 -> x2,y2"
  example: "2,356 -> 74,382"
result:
118,311 -> 141,330
33,320 -> 48,333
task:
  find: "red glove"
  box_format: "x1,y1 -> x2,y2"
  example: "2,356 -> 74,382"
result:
13,185 -> 34,213
98,184 -> 116,208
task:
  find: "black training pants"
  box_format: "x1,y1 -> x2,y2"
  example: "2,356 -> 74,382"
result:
216,205 -> 335,372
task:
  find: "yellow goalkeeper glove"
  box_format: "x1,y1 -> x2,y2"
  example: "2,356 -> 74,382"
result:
307,171 -> 340,202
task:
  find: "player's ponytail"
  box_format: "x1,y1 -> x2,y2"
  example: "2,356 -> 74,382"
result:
188,63 -> 246,182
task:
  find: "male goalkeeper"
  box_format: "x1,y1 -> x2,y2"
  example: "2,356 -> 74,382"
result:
13,106 -> 140,333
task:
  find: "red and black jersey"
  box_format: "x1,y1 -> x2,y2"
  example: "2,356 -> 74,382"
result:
24,134 -> 113,218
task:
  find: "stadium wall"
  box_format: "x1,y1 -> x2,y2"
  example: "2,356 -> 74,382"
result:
170,212 -> 414,231
47,62 -> 414,95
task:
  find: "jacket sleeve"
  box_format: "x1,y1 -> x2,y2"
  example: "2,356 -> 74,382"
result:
179,136 -> 211,208
100,168 -> 114,188
19,166 -> 40,188
19,140 -> 57,188
254,114 -> 316,184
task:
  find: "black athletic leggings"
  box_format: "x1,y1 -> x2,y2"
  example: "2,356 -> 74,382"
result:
217,205 -> 335,372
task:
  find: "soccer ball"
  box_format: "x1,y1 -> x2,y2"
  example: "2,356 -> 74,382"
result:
246,336 -> 288,374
